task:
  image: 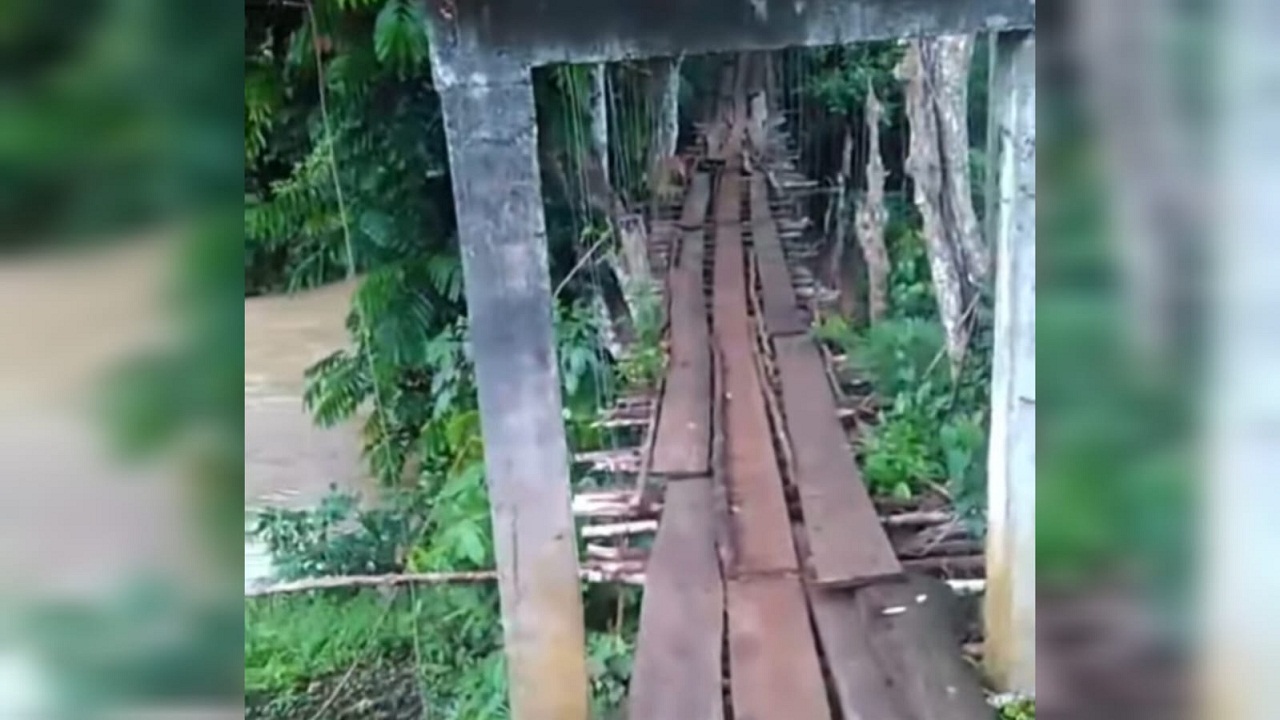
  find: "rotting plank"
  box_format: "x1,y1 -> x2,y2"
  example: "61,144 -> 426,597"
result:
774,333 -> 902,586
629,478 -> 724,720
748,175 -> 806,336
651,190 -> 711,478
713,168 -> 796,575
726,575 -> 831,720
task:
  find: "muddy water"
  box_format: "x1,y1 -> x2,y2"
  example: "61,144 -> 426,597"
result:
244,278 -> 385,588
0,240 -> 379,594
244,277 -> 371,508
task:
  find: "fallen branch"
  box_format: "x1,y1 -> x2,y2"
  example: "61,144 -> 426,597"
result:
247,561 -> 646,598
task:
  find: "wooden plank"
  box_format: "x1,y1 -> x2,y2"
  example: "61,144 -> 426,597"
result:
748,176 -> 806,336
679,172 -> 713,230
726,576 -> 831,720
629,478 -> 725,720
854,576 -> 992,720
791,524 -> 911,720
650,219 -> 711,478
774,334 -> 902,586
713,170 -> 797,575
807,585 -> 914,720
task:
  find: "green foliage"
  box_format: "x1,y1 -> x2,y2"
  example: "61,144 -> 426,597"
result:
373,0 -> 429,72
246,588 -> 636,718
616,281 -> 666,391
818,205 -> 993,522
807,42 -> 904,118
587,631 -> 635,715
18,583 -> 242,708
244,0 -> 448,295
250,489 -> 419,580
998,697 -> 1036,720
244,5 -> 666,713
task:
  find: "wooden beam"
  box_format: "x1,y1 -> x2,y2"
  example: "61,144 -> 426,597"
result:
428,50 -> 589,720
984,29 -> 1036,695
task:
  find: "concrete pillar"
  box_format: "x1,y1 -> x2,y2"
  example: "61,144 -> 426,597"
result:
428,41 -> 590,720
984,29 -> 1036,695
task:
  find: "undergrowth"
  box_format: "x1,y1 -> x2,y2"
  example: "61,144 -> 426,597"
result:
997,696 -> 1036,720
247,264 -> 643,716
816,218 -> 992,532
246,588 -> 636,719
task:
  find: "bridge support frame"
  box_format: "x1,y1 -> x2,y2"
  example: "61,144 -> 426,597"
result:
427,3 -> 1036,715
984,28 -> 1036,695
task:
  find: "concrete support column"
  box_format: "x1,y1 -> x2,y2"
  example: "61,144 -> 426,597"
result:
429,40 -> 590,720
984,29 -> 1036,695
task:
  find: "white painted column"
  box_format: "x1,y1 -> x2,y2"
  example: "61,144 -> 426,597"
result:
984,29 -> 1036,695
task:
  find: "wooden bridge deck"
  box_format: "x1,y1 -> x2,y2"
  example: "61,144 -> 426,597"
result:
629,67 -> 990,720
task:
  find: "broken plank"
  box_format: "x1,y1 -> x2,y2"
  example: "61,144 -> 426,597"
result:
650,225 -> 710,477
774,334 -> 902,586
629,478 -> 724,720
713,171 -> 797,575
726,575 -> 831,720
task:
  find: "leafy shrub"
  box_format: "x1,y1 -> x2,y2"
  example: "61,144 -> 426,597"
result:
998,696 -> 1036,720
861,412 -> 943,498
616,281 -> 666,391
250,488 -> 419,581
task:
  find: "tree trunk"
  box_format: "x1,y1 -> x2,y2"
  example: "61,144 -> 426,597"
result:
828,124 -> 854,315
855,83 -> 891,323
928,35 -> 990,285
900,40 -> 971,376
650,56 -> 682,160
587,63 -> 611,187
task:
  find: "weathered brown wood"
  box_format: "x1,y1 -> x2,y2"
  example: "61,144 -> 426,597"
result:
854,576 -> 992,720
679,172 -> 713,229
651,181 -> 712,478
807,585 -> 915,720
629,478 -> 725,720
748,176 -> 807,336
774,334 -> 902,586
726,575 -> 832,720
713,169 -> 797,575
789,524 -> 911,720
